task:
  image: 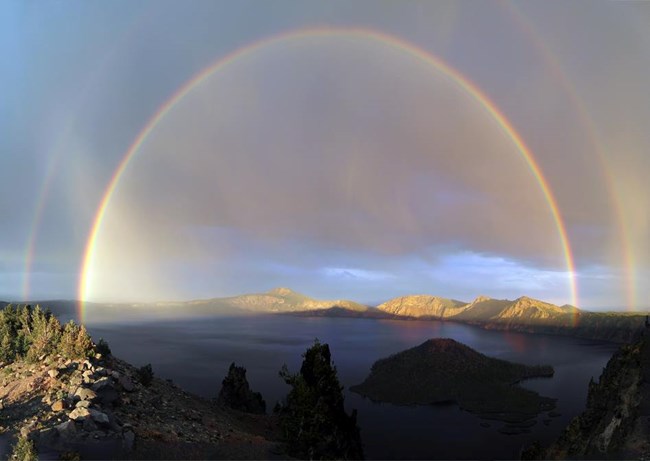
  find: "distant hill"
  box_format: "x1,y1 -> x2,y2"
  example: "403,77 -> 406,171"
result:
452,295 -> 511,321
377,294 -> 576,324
219,287 -> 370,313
376,294 -> 644,342
284,306 -> 394,319
376,295 -> 466,318
351,338 -> 554,426
28,289 -> 372,323
18,290 -> 646,343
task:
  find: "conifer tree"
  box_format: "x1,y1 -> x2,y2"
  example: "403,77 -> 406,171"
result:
276,340 -> 364,460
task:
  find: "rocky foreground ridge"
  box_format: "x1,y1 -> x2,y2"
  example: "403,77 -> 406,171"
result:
0,353 -> 281,459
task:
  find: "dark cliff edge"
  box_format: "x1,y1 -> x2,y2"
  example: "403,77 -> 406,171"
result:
529,331 -> 650,460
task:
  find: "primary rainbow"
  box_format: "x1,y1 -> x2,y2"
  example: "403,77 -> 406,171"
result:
78,26 -> 578,322
505,1 -> 636,311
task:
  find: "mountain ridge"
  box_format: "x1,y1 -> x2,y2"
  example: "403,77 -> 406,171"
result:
377,293 -> 579,324
13,289 -> 646,343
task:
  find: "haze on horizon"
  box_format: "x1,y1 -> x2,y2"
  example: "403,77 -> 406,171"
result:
1,1 -> 649,311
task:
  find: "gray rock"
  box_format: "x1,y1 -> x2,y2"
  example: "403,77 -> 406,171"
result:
82,370 -> 95,384
69,407 -> 91,421
92,377 -> 111,391
75,400 -> 91,409
51,400 -> 66,412
38,427 -> 58,445
47,369 -> 59,378
83,418 -> 98,432
123,430 -> 135,452
97,387 -> 119,406
118,375 -> 134,392
89,409 -> 110,425
55,420 -> 77,438
75,387 -> 98,401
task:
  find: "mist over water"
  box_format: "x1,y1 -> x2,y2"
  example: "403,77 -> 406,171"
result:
87,316 -> 617,459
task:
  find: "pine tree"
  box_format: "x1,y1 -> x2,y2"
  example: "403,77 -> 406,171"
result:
26,306 -> 49,362
276,340 -> 364,460
10,435 -> 38,461
74,325 -> 94,358
0,329 -> 14,363
58,321 -> 78,359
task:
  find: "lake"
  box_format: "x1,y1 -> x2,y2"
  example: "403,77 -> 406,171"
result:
87,315 -> 618,459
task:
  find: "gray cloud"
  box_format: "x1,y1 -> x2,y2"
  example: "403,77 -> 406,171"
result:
1,1 -> 649,308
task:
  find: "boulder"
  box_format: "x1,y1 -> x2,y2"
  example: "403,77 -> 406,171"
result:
82,370 -> 94,383
118,375 -> 134,392
83,418 -> 98,432
47,369 -> 59,379
75,400 -> 91,409
55,420 -> 77,438
92,377 -> 111,391
97,386 -> 119,406
69,407 -> 91,421
51,400 -> 66,412
123,430 -> 135,452
89,409 -> 110,426
75,387 -> 97,402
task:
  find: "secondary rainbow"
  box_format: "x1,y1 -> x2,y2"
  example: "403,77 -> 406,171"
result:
21,10 -> 151,303
78,26 -> 579,322
504,1 -> 636,311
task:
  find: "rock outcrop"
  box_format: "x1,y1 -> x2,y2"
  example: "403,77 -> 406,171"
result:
544,332 -> 650,459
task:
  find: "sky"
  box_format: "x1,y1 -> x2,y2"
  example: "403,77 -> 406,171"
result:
1,1 -> 649,310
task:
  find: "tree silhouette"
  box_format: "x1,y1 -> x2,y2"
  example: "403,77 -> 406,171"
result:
276,339 -> 363,460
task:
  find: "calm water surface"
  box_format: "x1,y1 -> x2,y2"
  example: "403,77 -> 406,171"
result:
88,316 -> 617,460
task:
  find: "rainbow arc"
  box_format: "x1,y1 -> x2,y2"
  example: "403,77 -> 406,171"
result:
78,27 -> 578,323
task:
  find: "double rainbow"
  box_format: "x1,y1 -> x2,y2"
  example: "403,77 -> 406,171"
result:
78,27 -> 578,322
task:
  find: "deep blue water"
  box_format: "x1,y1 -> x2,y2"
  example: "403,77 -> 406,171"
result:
87,315 -> 618,459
